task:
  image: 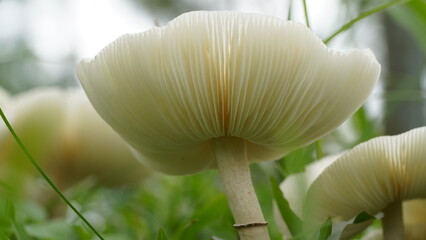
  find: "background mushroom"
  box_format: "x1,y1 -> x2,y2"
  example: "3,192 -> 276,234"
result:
304,127 -> 426,240
0,88 -> 149,194
77,11 -> 380,239
361,199 -> 426,240
277,153 -> 373,240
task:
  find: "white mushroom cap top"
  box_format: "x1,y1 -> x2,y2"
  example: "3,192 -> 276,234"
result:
304,127 -> 426,234
77,11 -> 380,175
0,88 -> 149,188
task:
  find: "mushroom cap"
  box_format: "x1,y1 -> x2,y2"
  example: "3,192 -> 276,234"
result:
0,88 -> 148,188
304,127 -> 426,237
77,11 -> 380,175
280,154 -> 339,217
278,154 -> 371,240
276,154 -> 339,238
0,88 -> 67,177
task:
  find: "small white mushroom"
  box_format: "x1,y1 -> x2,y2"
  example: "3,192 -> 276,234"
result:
304,127 -> 426,240
0,88 -> 149,190
278,154 -> 372,240
77,11 -> 380,239
280,154 -> 339,218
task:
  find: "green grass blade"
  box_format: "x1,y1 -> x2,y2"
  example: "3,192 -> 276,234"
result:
270,177 -> 303,236
0,108 -> 104,240
316,217 -> 332,240
302,0 -> 310,28
324,0 -> 412,44
174,195 -> 228,240
287,0 -> 293,20
353,211 -> 375,224
155,229 -> 169,240
315,140 -> 324,159
0,232 -> 10,240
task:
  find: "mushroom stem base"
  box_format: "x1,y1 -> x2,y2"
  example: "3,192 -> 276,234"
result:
214,137 -> 270,240
382,201 -> 404,240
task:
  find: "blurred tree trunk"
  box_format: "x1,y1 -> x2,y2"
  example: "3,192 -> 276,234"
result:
383,13 -> 425,135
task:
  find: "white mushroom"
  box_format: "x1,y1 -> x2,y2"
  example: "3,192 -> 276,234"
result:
304,127 -> 426,240
77,11 -> 380,239
278,154 -> 375,239
0,88 -> 149,189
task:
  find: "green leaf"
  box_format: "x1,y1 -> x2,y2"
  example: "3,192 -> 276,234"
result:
12,221 -> 31,240
388,0 -> 426,54
316,217 -> 332,240
315,140 -> 324,159
0,231 -> 10,240
0,199 -> 14,222
25,220 -> 76,239
279,144 -> 316,178
327,212 -> 379,240
270,177 -> 303,236
174,195 -> 228,240
9,205 -> 30,240
155,229 -> 168,240
353,211 -> 375,224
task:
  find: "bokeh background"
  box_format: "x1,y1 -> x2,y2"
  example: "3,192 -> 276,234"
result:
0,0 -> 425,239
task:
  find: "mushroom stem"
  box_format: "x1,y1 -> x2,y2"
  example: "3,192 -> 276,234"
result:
214,137 -> 270,240
382,201 -> 404,240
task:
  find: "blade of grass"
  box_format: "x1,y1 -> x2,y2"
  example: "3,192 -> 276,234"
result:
0,108 -> 104,240
270,177 -> 303,236
287,0 -> 293,20
324,0 -> 412,44
155,229 -> 168,240
315,140 -> 324,159
0,232 -> 10,240
302,0 -> 310,28
315,217 -> 332,240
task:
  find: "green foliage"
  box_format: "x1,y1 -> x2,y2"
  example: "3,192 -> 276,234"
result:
155,229 -> 168,240
316,217 -> 332,240
388,0 -> 426,54
353,212 -> 375,224
270,177 -> 302,236
277,144 -> 316,180
325,0 -> 412,43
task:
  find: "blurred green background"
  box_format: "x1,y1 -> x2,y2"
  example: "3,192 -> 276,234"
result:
0,0 -> 425,239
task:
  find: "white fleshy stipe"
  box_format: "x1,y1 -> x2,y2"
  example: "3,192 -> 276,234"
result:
78,11 -> 380,175
305,127 -> 426,236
